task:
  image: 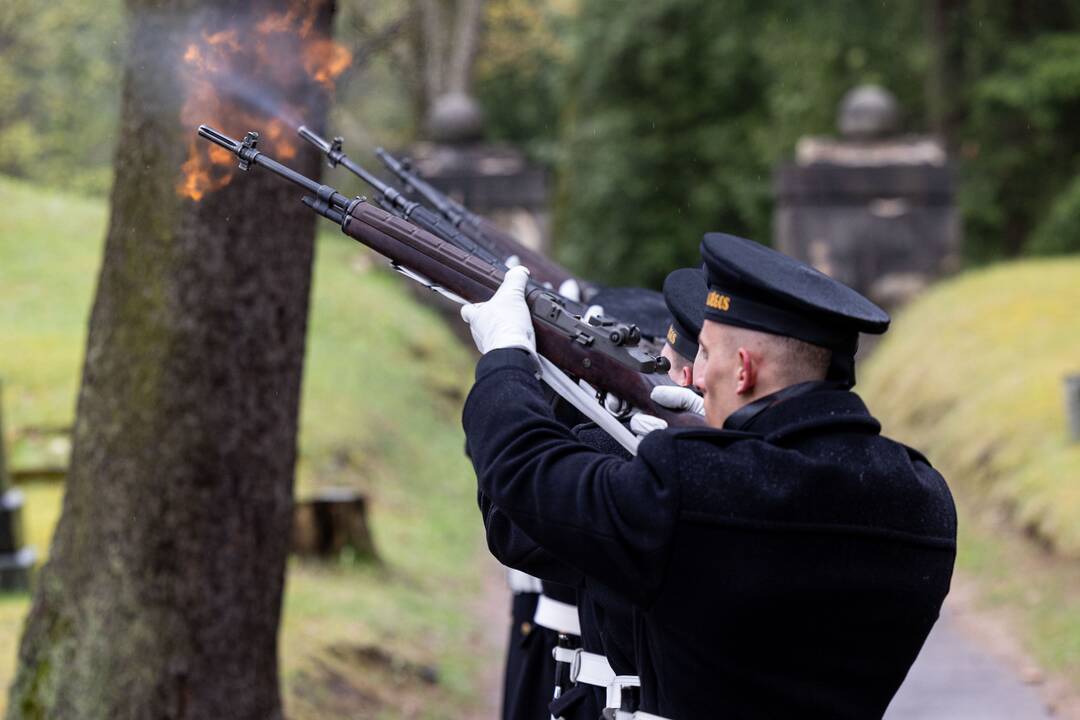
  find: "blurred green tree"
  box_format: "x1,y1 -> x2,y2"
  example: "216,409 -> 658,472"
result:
473,0 -> 575,161
0,0 -> 125,195
552,0 -> 772,287
962,29 -> 1080,258
552,0 -> 928,287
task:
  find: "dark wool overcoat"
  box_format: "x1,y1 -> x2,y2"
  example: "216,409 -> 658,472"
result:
487,421 -> 637,719
465,349 -> 957,719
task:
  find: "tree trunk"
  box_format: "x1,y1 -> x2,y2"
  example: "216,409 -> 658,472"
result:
416,0 -> 487,105
924,0 -> 964,152
6,1 -> 336,718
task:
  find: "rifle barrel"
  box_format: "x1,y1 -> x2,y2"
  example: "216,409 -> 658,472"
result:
298,125 -> 393,196
198,124 -> 352,214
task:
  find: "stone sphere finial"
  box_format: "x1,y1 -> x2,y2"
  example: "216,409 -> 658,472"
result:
838,85 -> 899,140
428,92 -> 485,144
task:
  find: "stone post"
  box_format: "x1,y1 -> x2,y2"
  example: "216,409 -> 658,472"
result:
409,92 -> 549,254
773,85 -> 961,313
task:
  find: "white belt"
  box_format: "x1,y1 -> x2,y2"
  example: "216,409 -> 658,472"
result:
552,647 -> 617,688
552,648 -> 643,713
506,568 -> 543,595
605,675 -> 641,712
612,712 -> 671,720
534,594 -> 581,636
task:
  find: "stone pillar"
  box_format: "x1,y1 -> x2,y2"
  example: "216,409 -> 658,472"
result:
773,85 -> 961,312
407,93 -> 549,254
0,380 -> 35,590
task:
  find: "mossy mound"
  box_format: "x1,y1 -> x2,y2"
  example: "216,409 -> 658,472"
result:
860,257 -> 1080,556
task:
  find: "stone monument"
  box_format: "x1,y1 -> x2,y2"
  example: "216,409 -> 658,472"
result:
404,92 -> 550,254
773,85 -> 961,311
0,380 -> 35,590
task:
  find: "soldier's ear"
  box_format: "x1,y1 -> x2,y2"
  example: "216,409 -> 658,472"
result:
735,347 -> 756,395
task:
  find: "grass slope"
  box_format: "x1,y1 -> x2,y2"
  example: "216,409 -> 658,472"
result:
860,258 -> 1080,555
0,175 -> 495,717
860,257 -> 1080,682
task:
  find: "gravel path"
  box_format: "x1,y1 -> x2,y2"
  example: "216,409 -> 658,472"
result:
886,600 -> 1054,719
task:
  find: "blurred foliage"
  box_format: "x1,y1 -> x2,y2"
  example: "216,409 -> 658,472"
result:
329,1 -> 420,155
0,0 -> 125,195
550,0 -> 1080,285
472,0 -> 575,162
965,31 -> 1080,259
552,0 -> 930,286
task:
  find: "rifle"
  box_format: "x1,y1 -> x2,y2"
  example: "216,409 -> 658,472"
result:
297,126 -> 592,316
373,147 -> 588,294
197,126 -> 704,435
298,126 -> 504,271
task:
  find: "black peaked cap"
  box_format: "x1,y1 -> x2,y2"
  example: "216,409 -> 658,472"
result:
699,233 -> 889,355
662,268 -> 707,361
588,286 -> 670,341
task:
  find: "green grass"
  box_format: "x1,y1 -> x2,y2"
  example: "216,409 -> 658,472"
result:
860,258 -> 1080,555
0,175 -> 495,717
860,257 -> 1080,682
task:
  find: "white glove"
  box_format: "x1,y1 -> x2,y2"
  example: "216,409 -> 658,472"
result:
504,254 -> 521,268
583,304 -> 605,322
603,392 -> 630,417
651,385 -> 705,415
460,266 -> 536,354
558,278 -> 582,303
629,413 -> 668,436
626,386 -> 704,436
602,390 -> 667,436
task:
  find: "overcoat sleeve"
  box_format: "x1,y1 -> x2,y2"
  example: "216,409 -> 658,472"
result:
478,490 -> 585,587
463,348 -> 680,605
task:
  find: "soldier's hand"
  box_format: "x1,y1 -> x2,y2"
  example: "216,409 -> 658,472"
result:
651,385 -> 706,416
629,413 -> 668,436
460,266 -> 536,354
558,278 -> 582,303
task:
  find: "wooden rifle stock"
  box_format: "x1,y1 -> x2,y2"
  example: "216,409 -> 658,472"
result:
343,202 -> 704,428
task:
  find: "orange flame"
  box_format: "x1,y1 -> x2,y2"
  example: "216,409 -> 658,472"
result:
304,38 -> 353,91
176,0 -> 352,201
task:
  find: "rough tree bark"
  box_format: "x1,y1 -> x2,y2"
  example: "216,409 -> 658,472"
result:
6,1 -> 336,718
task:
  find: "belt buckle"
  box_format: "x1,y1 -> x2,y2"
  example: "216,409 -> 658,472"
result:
606,675 -> 641,712
568,647 -> 583,684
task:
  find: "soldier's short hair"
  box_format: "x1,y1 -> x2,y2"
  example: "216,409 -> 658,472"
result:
774,335 -> 832,381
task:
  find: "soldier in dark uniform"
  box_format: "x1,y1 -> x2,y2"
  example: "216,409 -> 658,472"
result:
519,269 -> 710,718
461,233 -> 957,718
659,268 -> 707,388
497,286 -> 671,720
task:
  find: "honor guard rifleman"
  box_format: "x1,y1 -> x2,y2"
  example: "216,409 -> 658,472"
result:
496,285 -> 673,720
487,270 -> 711,719
461,232 -> 957,719
660,267 -> 707,387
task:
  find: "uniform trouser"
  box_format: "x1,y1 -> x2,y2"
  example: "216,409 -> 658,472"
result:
502,592 -> 558,720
